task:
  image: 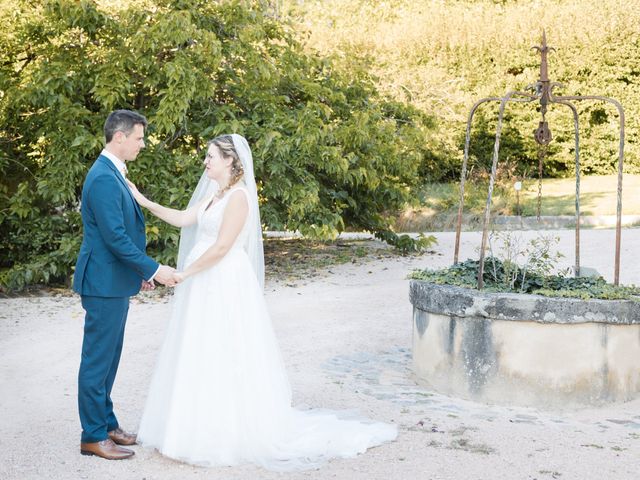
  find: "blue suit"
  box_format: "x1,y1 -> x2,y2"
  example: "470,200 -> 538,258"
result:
73,154 -> 159,443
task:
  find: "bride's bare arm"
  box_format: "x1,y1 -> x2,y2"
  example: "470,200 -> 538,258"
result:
126,179 -> 204,228
178,190 -> 249,279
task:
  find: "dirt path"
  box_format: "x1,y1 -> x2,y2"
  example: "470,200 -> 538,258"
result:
1,229 -> 639,480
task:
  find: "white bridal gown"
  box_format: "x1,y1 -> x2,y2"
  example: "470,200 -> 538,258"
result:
137,187 -> 397,471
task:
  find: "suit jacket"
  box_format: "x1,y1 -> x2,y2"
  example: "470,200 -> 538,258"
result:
73,155 -> 159,297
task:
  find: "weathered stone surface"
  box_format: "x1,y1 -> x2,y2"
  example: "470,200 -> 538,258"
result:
409,281 -> 640,325
410,280 -> 640,407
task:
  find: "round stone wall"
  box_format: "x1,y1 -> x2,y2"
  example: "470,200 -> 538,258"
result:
410,281 -> 640,407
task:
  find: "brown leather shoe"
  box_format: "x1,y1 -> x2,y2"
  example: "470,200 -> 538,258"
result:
80,438 -> 134,460
108,427 -> 137,446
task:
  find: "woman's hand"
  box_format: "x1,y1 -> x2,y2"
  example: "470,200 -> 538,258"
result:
126,179 -> 152,208
124,179 -> 198,228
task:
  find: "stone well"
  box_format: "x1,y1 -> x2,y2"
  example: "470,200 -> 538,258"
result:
410,281 -> 640,407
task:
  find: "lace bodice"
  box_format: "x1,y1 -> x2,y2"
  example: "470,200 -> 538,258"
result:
195,186 -> 251,250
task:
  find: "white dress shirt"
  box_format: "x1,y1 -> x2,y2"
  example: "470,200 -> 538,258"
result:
101,149 -> 127,178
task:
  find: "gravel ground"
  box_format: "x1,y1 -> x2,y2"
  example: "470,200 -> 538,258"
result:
1,229 -> 639,480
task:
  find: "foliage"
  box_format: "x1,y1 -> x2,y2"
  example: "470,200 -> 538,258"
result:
375,231 -> 437,255
286,0 -> 640,178
485,231 -> 565,292
410,231 -> 640,300
0,0 -> 436,290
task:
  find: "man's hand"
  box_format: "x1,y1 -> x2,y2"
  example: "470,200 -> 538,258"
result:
154,265 -> 178,287
141,279 -> 155,291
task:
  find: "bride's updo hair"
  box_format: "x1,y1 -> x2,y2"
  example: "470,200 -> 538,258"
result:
208,134 -> 244,198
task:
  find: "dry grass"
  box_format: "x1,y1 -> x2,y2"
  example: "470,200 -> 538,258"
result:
518,173 -> 640,216
396,174 -> 640,231
263,238 -> 399,284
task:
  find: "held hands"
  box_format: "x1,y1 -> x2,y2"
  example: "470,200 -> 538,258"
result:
154,264 -> 184,287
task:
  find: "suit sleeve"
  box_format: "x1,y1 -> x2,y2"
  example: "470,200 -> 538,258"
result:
87,174 -> 159,279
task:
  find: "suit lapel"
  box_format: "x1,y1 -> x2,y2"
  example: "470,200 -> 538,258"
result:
97,156 -> 145,223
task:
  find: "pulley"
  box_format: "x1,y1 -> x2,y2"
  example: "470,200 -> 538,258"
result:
534,120 -> 552,145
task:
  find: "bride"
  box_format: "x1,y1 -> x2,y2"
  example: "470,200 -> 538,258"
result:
127,134 -> 397,471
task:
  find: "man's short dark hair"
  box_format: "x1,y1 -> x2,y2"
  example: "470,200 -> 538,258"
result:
104,110 -> 148,143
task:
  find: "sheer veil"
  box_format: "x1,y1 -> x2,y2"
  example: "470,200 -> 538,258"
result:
231,134 -> 265,289
175,168 -> 218,271
176,134 -> 265,289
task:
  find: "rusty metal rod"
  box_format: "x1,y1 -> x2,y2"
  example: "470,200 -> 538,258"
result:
553,94 -> 625,285
455,97 -> 501,264
477,91 -> 519,289
554,99 -> 581,276
455,94 -> 536,265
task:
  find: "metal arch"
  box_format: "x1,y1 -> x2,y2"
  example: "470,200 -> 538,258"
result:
552,98 -> 581,276
455,33 -> 626,288
476,90 -> 538,288
454,93 -> 537,264
550,92 -> 625,285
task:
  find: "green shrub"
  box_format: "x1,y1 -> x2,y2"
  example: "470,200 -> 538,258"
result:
0,0 -> 436,291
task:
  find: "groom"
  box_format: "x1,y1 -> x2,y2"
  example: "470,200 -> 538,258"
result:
73,110 -> 177,460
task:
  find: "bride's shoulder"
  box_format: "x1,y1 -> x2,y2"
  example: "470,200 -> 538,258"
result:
223,188 -> 250,219
226,185 -> 250,205
228,184 -> 250,197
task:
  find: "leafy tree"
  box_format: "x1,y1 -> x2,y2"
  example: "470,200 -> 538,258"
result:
0,0 -> 436,290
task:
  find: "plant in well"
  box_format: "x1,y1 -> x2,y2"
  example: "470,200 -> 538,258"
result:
410,231 -> 640,300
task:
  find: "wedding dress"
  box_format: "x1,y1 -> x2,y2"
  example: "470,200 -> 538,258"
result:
137,136 -> 396,471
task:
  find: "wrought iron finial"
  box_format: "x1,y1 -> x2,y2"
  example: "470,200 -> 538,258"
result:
532,31 -> 556,110
532,30 -> 555,83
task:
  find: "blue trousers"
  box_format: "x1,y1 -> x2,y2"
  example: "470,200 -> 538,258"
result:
78,296 -> 129,443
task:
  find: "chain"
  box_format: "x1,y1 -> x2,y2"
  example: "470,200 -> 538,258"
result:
537,142 -> 546,222
534,109 -> 551,222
